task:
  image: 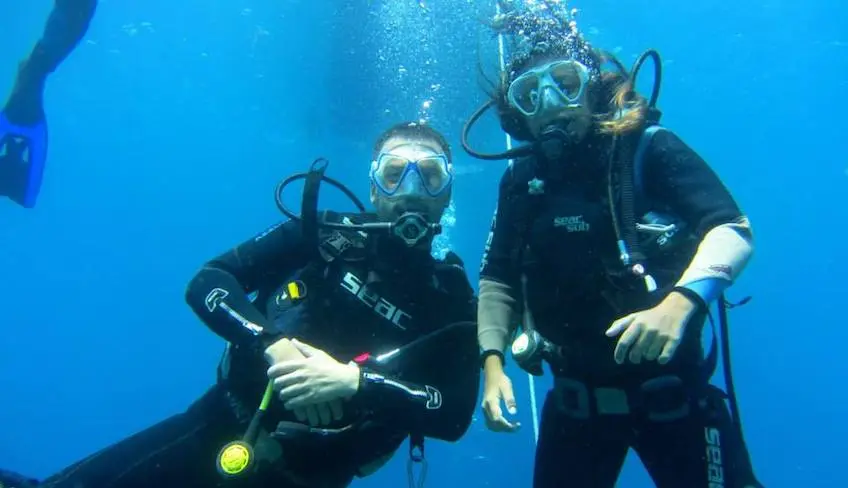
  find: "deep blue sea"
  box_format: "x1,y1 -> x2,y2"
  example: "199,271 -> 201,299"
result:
2,0 -> 846,486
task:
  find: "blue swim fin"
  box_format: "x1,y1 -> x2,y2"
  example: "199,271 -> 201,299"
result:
0,0 -> 95,209
0,111 -> 48,209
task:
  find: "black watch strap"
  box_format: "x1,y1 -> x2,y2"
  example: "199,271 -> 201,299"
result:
480,349 -> 504,369
671,286 -> 708,312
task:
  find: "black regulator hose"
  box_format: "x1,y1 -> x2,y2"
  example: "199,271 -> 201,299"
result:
274,158 -> 368,223
629,49 -> 662,109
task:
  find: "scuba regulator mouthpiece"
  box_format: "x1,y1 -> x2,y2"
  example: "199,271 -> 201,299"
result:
351,212 -> 442,248
535,122 -> 574,162
216,441 -> 254,479
216,381 -> 274,479
275,158 -> 442,249
391,212 -> 441,247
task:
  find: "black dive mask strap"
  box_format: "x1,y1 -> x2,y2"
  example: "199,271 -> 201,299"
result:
301,158 -> 327,255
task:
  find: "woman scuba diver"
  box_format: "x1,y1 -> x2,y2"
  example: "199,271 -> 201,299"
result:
463,3 -> 763,487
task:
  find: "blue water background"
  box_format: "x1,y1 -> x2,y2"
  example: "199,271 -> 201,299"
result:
2,0 -> 847,486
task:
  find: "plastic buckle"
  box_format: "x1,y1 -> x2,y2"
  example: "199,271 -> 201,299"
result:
321,232 -> 352,257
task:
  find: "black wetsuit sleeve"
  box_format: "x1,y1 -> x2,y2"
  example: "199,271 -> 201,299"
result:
479,168 -> 522,285
355,300 -> 480,442
643,130 -> 744,237
184,220 -> 312,347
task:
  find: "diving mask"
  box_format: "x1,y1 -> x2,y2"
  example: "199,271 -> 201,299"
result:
370,148 -> 453,198
507,59 -> 591,117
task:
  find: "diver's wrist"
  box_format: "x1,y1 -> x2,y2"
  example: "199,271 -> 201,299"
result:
263,336 -> 298,366
344,362 -> 362,396
669,286 -> 705,313
482,351 -> 505,372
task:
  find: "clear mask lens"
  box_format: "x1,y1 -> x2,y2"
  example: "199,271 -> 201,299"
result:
372,154 -> 452,197
507,60 -> 590,117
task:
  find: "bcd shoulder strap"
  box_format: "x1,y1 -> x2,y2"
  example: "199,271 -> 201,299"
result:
502,158 -> 548,272
633,124 -> 665,204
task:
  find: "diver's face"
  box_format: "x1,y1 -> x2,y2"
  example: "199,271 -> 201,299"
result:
369,136 -> 453,224
508,58 -> 594,141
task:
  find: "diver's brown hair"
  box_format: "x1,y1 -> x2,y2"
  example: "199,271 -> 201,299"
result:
372,121 -> 453,163
592,53 -> 649,136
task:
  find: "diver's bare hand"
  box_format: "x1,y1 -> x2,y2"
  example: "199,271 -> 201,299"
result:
264,338 -> 344,426
292,399 -> 344,427
481,355 -> 521,433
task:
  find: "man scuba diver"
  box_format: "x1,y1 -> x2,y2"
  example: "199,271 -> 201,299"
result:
0,122 -> 479,488
1,0 -> 97,208
462,3 -> 763,488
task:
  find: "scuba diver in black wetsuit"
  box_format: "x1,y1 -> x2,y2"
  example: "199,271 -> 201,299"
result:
0,0 -> 97,208
0,122 -> 479,488
462,3 -> 762,488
